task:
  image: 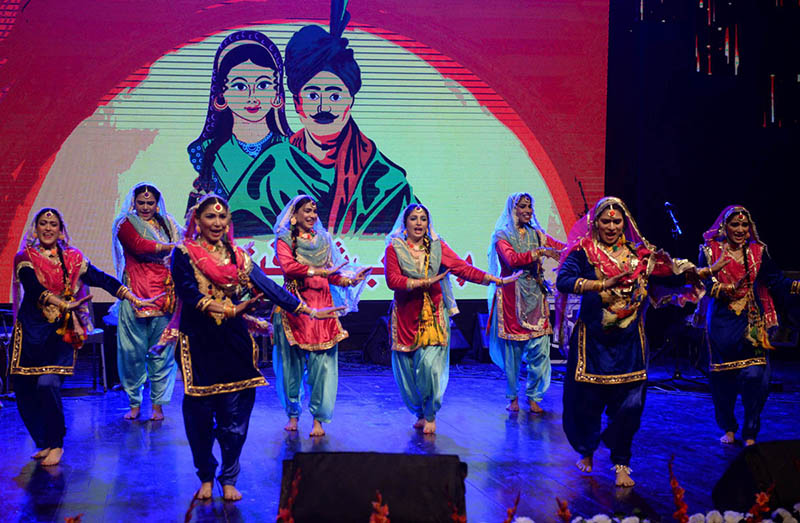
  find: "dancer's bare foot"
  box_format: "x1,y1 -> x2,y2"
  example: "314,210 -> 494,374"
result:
506,398 -> 520,412
222,485 -> 242,502
124,406 -> 140,420
529,400 -> 544,413
196,482 -> 213,500
413,418 -> 425,429
284,417 -> 298,432
31,448 -> 51,459
614,465 -> 635,487
150,404 -> 164,421
309,419 -> 325,437
41,447 -> 63,466
719,431 -> 735,444
576,456 -> 593,473
423,420 -> 436,434
745,438 -> 755,447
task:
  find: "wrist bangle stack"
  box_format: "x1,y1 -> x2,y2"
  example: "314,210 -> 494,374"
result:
310,309 -> 318,319
224,304 -> 236,318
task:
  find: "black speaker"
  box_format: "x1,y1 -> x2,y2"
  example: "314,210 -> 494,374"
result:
279,452 -> 467,522
712,440 -> 800,512
363,315 -> 471,366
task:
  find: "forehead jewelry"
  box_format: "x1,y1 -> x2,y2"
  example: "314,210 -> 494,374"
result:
608,209 -> 616,218
213,202 -> 224,213
43,210 -> 56,219
734,212 -> 747,222
142,189 -> 152,199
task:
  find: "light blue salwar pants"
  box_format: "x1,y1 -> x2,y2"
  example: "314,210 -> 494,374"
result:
496,336 -> 551,402
116,301 -> 177,407
272,312 -> 338,423
392,345 -> 450,422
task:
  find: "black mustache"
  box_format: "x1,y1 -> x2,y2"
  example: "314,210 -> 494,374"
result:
311,112 -> 338,124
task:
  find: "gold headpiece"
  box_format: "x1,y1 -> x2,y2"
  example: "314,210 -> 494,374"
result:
213,202 -> 224,213
142,189 -> 152,199
43,210 -> 56,219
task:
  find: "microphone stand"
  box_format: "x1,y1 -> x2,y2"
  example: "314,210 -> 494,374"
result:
648,202 -> 708,391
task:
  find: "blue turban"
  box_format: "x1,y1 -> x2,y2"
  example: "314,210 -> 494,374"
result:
285,2 -> 361,96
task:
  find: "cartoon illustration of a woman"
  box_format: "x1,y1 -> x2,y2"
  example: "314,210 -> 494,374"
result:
187,30 -> 292,236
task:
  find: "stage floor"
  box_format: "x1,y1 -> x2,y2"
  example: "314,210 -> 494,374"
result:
1,359 -> 799,522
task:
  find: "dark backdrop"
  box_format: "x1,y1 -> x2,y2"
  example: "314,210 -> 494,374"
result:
605,0 -> 800,267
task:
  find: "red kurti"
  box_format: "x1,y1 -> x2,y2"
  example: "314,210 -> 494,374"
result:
495,231 -> 564,338
118,219 -> 173,317
275,239 -> 348,351
384,240 -> 488,351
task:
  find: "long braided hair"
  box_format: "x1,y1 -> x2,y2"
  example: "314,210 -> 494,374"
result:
403,204 -> 432,269
290,196 -> 315,260
133,184 -> 173,242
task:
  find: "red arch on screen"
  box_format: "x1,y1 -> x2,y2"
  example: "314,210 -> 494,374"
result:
0,3 -> 605,296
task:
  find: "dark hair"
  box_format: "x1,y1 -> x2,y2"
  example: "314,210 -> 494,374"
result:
197,196 -> 237,268
188,31 -> 290,200
34,208 -> 69,286
133,185 -> 172,241
290,196 -> 316,260
402,204 -> 432,256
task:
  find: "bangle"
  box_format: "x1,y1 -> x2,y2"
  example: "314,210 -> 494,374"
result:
310,308 -> 318,319
308,268 -> 316,277
225,304 -> 236,318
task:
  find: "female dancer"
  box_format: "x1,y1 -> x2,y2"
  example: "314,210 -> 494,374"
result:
272,195 -> 369,437
384,204 -> 519,434
488,192 -> 564,413
187,30 -> 292,236
699,205 -> 799,446
556,197 -> 707,487
11,207 -> 147,466
170,194 -> 341,501
112,182 -> 181,420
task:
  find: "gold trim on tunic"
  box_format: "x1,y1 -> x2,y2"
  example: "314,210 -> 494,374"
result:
278,308 -> 348,352
574,320 -> 647,384
495,287 -> 549,341
709,357 -> 766,372
178,332 -> 267,396
9,321 -> 76,376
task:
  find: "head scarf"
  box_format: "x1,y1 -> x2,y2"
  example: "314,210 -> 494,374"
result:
12,208 -> 93,346
701,205 -> 776,343
702,205 -> 765,247
111,182 -> 182,282
274,194 -> 366,314
487,192 -> 549,331
386,204 -> 458,315
285,1 -> 361,96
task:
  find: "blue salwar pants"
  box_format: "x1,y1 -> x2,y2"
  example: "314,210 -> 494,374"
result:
709,362 -> 770,441
272,313 -> 338,423
182,388 -> 255,486
116,302 -> 176,408
392,345 -> 450,422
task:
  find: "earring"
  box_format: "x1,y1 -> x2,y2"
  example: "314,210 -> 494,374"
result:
213,95 -> 228,111
224,225 -> 229,234
290,217 -> 297,226
195,224 -> 201,237
270,95 -> 284,109
403,228 -> 407,238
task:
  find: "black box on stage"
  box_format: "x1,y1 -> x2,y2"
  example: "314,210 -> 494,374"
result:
278,452 -> 467,522
712,439 -> 800,512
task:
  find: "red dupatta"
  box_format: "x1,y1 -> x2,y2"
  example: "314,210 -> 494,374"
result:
13,245 -> 92,348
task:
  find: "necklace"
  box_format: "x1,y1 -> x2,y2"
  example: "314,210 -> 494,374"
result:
36,244 -> 59,260
201,240 -> 225,254
236,134 -> 272,158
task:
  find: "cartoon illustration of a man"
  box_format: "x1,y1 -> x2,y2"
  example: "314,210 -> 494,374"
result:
280,5 -> 414,235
